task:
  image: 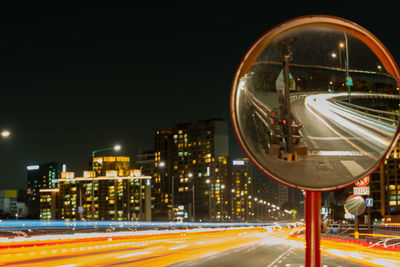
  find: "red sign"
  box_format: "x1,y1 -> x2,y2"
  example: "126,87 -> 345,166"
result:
355,176 -> 370,187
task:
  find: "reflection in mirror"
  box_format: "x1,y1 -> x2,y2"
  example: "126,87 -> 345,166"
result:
233,20 -> 400,190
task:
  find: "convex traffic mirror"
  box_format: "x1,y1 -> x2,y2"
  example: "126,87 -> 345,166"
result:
231,15 -> 400,191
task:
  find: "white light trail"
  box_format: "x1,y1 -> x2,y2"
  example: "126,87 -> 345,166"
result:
305,93 -> 393,155
117,251 -> 151,259
168,244 -> 188,250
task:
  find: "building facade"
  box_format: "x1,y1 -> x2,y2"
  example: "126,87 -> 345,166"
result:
153,119 -> 231,221
39,156 -> 152,221
27,162 -> 65,218
231,158 -> 253,221
370,141 -> 400,222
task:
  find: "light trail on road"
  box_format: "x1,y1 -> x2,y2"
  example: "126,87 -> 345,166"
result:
0,225 -> 399,266
0,226 -> 290,266
304,93 -> 395,156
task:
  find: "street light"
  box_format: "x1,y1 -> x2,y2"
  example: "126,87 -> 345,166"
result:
156,161 -> 168,219
91,144 -> 122,220
206,179 -> 211,220
338,42 -> 345,68
231,189 -> 235,221
188,172 -> 195,221
1,130 -> 10,138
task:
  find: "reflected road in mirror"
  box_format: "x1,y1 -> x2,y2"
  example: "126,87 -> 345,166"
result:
232,17 -> 400,190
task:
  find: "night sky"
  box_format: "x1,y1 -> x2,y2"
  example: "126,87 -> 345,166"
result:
0,3 -> 399,189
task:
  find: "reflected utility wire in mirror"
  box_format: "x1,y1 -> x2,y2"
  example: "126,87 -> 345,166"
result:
231,15 -> 400,191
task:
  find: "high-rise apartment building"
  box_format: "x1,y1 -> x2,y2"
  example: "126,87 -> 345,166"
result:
39,156 -> 152,221
231,158 -> 253,221
370,141 -> 400,222
153,119 -> 230,221
26,162 -> 65,218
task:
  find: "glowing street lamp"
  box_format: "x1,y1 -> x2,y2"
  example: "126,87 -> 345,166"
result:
1,130 -> 10,138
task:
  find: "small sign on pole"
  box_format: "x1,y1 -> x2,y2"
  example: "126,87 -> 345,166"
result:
366,198 -> 373,207
275,69 -> 296,91
353,186 -> 370,196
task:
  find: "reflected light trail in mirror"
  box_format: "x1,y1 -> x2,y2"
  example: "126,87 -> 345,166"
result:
231,15 -> 400,190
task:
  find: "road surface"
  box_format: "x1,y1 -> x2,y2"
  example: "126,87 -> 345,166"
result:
238,90 -> 398,190
1,225 -> 399,266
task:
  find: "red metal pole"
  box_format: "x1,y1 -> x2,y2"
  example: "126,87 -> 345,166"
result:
305,191 -> 321,267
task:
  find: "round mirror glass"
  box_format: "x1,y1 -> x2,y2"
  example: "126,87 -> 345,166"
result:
345,195 -> 366,216
231,16 -> 400,191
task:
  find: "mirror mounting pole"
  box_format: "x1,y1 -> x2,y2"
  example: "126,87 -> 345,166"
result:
305,191 -> 321,267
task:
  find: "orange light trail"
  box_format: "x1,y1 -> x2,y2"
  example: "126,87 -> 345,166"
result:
0,227 -> 293,267
0,226 -> 399,266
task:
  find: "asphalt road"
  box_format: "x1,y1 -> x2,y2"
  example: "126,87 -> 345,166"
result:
239,90 -> 395,189
176,241 -> 363,267
1,226 -> 398,267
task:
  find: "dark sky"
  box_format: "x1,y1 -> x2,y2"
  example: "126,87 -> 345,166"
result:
0,2 -> 399,189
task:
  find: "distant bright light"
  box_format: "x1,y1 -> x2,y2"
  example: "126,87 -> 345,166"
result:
238,80 -> 246,91
27,165 -> 40,171
1,130 -> 10,138
331,52 -> 337,58
114,144 -> 121,151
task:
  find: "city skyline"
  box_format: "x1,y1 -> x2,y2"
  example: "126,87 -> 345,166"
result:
1,3 -> 400,190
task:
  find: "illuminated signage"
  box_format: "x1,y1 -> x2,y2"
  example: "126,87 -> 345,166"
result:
27,165 -> 40,171
83,171 -> 94,178
61,172 -> 75,179
233,160 -> 245,166
106,170 -> 117,177
134,169 -> 141,177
